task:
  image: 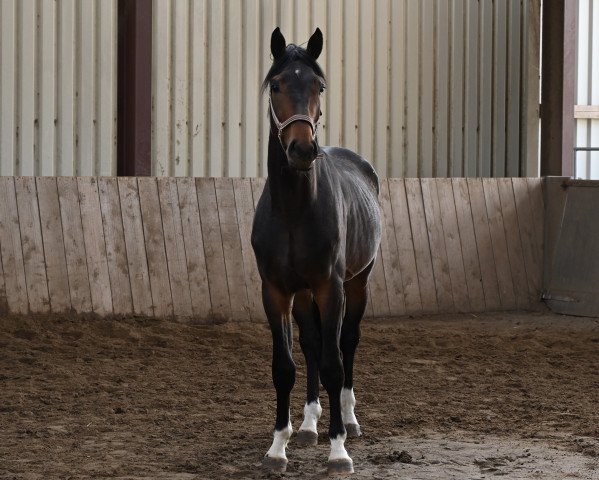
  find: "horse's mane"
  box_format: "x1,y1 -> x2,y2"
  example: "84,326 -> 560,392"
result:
261,44 -> 326,94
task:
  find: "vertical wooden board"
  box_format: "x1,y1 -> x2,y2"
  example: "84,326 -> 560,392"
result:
251,177 -> 267,211
208,1 -> 225,176
497,178 -> 529,307
390,0 -> 405,177
512,178 -> 542,303
15,177 -> 50,313
527,177 -> 544,268
437,179 -> 470,312
243,0 -> 260,176
492,0 -> 508,176
226,0 -> 242,177
36,177 -> 71,312
0,0 -> 16,175
215,178 -> 249,320
138,177 -> 173,318
378,180 -> 405,316
464,0 -> 479,176
40,0 -> 57,176
419,0 -> 434,177
326,0 -> 343,147
152,0 -> 171,175
450,0 -> 465,177
358,0 -> 375,164
434,0 -> 449,177
452,178 -> 485,311
97,0 -> 117,176
420,179 -> 454,312
77,177 -> 113,315
18,0 -> 36,175
190,0 -> 207,176
405,1 -> 420,177
0,177 -> 28,314
118,177 -> 153,316
467,178 -> 501,310
388,179 -> 422,314
196,178 -> 231,319
78,0 -> 96,175
233,178 -> 263,321
176,177 -> 212,319
506,1 -> 522,177
157,177 -> 193,318
342,0 -> 359,150
461,0 -> 478,177
368,244 -> 390,318
482,178 -> 516,308
98,177 -> 133,315
374,0 -> 390,175
57,177 -> 92,313
57,0 -> 76,176
259,0 -> 277,177
173,0 -> 190,176
404,179 -> 437,313
478,0 -> 493,177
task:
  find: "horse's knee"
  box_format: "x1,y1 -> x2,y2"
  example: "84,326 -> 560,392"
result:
319,356 -> 343,393
340,329 -> 360,353
272,359 -> 296,392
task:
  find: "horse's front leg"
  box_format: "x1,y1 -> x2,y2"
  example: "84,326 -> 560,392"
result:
261,282 -> 295,473
314,279 -> 354,475
293,289 -> 322,446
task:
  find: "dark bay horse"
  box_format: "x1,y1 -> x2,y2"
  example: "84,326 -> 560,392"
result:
251,27 -> 381,475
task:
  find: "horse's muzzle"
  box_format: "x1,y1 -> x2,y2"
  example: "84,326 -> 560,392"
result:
287,139 -> 318,170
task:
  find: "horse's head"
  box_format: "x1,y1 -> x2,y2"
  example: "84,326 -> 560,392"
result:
264,27 -> 325,171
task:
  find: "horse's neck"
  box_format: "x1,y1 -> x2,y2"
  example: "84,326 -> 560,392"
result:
267,135 -> 318,218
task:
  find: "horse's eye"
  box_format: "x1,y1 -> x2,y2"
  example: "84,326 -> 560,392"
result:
319,85 -> 326,94
270,83 -> 279,93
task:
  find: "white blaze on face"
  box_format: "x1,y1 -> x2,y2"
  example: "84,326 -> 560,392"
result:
298,400 -> 322,434
265,422 -> 293,460
340,387 -> 358,425
329,432 -> 351,462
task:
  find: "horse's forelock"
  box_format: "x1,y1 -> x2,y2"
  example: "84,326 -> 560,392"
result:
261,44 -> 326,94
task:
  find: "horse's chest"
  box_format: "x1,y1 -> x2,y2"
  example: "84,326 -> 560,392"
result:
253,222 -> 338,286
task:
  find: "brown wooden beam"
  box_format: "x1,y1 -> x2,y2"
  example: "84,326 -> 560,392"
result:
117,0 -> 152,176
540,0 -> 576,177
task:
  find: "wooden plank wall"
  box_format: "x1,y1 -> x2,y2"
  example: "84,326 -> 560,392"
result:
0,177 -> 544,321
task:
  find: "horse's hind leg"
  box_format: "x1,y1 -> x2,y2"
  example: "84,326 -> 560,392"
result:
293,289 -> 322,446
341,259 -> 374,438
262,282 -> 295,473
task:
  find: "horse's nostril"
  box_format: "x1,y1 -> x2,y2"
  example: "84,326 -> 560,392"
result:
288,139 -> 298,155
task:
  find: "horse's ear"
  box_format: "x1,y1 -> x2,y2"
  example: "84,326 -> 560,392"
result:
306,28 -> 323,60
271,27 -> 287,60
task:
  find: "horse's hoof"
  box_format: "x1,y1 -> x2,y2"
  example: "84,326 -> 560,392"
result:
296,429 -> 318,446
345,423 -> 362,438
327,458 -> 354,475
262,455 -> 288,473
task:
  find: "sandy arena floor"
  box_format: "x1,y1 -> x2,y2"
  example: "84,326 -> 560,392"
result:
1,310 -> 598,479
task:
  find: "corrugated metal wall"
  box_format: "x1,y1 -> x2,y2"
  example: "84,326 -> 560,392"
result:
576,0 -> 599,179
152,0 -> 537,178
0,0 -> 117,176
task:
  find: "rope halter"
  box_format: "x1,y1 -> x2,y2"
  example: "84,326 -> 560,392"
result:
268,96 -> 321,156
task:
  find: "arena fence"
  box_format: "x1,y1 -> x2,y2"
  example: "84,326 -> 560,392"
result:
0,177 -> 544,321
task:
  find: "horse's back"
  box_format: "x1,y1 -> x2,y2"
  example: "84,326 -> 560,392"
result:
321,146 -> 379,197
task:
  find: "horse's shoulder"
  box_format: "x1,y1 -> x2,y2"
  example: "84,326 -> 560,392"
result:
322,146 -> 379,195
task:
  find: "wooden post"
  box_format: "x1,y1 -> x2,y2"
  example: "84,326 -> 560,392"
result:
540,0 -> 576,177
117,0 -> 152,176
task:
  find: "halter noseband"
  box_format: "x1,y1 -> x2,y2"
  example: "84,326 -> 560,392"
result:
269,96 -> 320,152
